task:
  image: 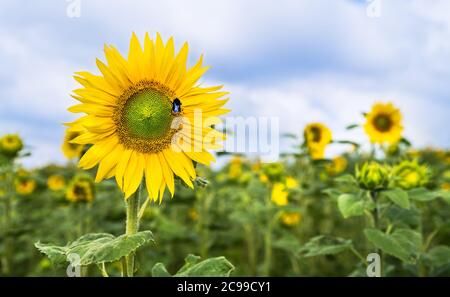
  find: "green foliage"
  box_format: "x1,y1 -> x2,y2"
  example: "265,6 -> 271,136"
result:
364,228 -> 421,264
298,235 -> 353,257
35,231 -> 154,266
152,254 -> 235,277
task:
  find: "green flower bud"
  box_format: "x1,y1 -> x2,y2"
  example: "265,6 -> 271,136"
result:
392,159 -> 429,190
356,161 -> 389,190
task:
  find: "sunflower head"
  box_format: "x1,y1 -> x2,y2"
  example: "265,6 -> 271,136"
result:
271,182 -> 288,206
356,161 -> 390,191
0,134 -> 23,157
15,178 -> 36,196
364,102 -> 403,144
188,208 -> 199,221
47,175 -> 66,191
62,129 -> 85,159
66,175 -> 95,203
326,156 -> 348,175
66,33 -> 229,202
304,123 -> 332,160
281,212 -> 301,226
228,156 -> 243,180
392,160 -> 429,190
285,176 -> 299,189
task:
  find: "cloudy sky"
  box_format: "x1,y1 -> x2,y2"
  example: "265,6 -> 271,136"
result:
0,0 -> 449,167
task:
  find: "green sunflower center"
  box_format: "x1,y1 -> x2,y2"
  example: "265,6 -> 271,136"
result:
114,80 -> 181,154
373,114 -> 392,132
123,89 -> 172,140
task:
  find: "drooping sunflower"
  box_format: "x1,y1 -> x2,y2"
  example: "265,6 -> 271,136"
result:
62,129 -> 85,159
364,102 -> 403,144
304,123 -> 332,160
66,33 -> 229,202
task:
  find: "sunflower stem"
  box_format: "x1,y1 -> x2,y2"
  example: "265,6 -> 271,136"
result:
124,181 -> 143,277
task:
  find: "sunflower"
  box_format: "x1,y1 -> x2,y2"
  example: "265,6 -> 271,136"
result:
271,182 -> 288,206
281,212 -> 301,226
66,175 -> 95,203
392,159 -> 429,190
0,134 -> 23,157
66,33 -> 229,202
15,178 -> 36,196
326,156 -> 348,175
304,123 -> 332,160
228,156 -> 242,180
62,129 -> 85,159
47,175 -> 66,191
285,176 -> 298,189
364,102 -> 403,144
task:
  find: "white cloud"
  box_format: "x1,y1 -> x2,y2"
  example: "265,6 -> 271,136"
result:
0,0 -> 449,168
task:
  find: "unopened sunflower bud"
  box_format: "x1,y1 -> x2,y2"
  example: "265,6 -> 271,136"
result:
392,160 -> 429,190
356,161 -> 389,190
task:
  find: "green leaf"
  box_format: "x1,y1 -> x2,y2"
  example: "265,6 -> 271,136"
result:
364,228 -> 421,263
345,124 -> 359,130
382,188 -> 410,209
151,263 -> 172,277
337,194 -> 365,218
335,174 -> 357,185
152,255 -> 234,277
408,188 -> 439,202
35,231 -> 154,266
298,235 -> 353,257
423,246 -> 450,268
175,255 -> 235,277
34,243 -> 67,266
435,190 -> 450,204
322,188 -> 341,200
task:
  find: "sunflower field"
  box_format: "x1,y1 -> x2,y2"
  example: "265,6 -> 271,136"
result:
0,33 -> 449,278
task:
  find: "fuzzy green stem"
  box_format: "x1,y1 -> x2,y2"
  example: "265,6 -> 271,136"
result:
370,190 -> 383,276
124,182 -> 142,277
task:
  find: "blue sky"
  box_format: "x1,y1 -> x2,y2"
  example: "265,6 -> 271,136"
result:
0,0 -> 449,167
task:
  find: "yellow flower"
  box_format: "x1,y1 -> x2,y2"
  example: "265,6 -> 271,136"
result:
228,156 -> 242,179
0,189 -> 5,198
326,156 -> 348,175
364,102 -> 403,144
61,129 -> 85,159
285,176 -> 298,189
392,160 -> 429,190
15,178 -> 36,196
304,123 -> 332,160
271,183 -> 288,206
66,175 -> 95,203
0,134 -> 23,156
281,212 -> 301,226
442,183 -> 450,191
188,208 -> 199,221
259,174 -> 269,184
47,175 -> 66,191
66,33 -> 229,202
